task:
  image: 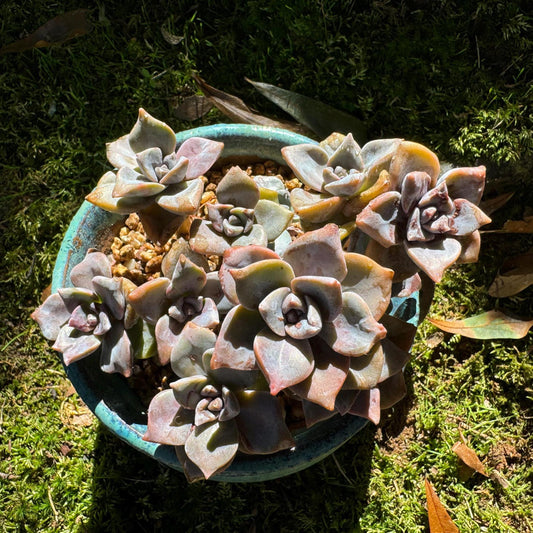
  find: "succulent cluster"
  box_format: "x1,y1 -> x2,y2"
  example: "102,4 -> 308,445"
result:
33,111 -> 491,480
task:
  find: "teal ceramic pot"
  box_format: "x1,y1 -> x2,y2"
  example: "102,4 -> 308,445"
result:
51,124 -> 419,482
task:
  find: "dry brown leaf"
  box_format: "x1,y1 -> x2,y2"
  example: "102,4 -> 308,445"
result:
479,192 -> 514,216
488,250 -> 533,298
172,95 -> 213,121
452,441 -> 488,477
425,479 -> 460,533
502,215 -> 533,233
0,9 -> 92,54
192,75 -> 309,134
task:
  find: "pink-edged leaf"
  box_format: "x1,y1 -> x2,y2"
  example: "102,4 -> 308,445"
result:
254,328 -> 314,395
281,143 -> 328,192
53,327 -> 101,365
258,286 -> 291,337
378,338 -> 410,383
344,343 -> 385,390
176,137 -> 224,179
342,252 -> 394,320
170,322 -> 216,378
404,237 -> 462,283
219,245 -> 280,304
450,199 -> 491,235
143,389 -> 193,446
290,337 -> 349,411
70,251 -> 112,290
388,140 -> 440,189
356,191 -> 401,248
155,314 -> 183,366
440,165 -> 486,205
291,276 -> 342,322
320,292 -> 386,357
86,175 -> 149,215
456,231 -> 481,265
100,322 -> 133,377
301,399 -> 338,428
212,306 -> 264,371
289,188 -> 345,224
113,166 -> 164,198
127,277 -> 171,325
31,293 -> 71,340
106,134 -> 136,168
216,166 -> 260,208
236,390 -> 295,454
128,108 -> 176,156
184,420 -> 239,479
428,311 -> 533,339
283,223 -> 347,281
91,276 -> 125,320
348,388 -> 380,424
156,178 -> 204,215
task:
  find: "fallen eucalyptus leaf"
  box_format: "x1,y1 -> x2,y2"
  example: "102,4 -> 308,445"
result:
488,251 -> 533,298
173,95 -> 213,121
246,77 -> 367,142
483,215 -> 533,234
192,75 -> 309,134
425,479 -> 459,533
428,311 -> 533,339
0,9 -> 92,54
479,192 -> 514,216
452,441 -> 488,478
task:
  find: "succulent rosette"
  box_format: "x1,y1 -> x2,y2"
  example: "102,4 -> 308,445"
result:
127,251 -> 221,366
281,133 -> 403,228
211,223 -> 413,422
31,251 -> 134,377
356,155 -> 491,283
189,165 -> 293,256
143,323 -> 294,481
86,108 -> 224,243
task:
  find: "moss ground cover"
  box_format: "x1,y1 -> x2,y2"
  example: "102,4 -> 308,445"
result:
0,1 -> 531,531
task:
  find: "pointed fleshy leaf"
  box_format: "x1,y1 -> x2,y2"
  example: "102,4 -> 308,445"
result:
291,276 -> 342,322
143,389 -> 192,446
167,254 -> 207,300
253,199 -> 293,242
113,166 -> 165,198
344,343 -> 385,390
440,165 -> 486,205
31,293 -> 71,341
378,372 -> 407,409
175,137 -> 224,179
405,237 -> 462,282
364,239 -> 420,283
171,323 -> 217,378
70,251 -> 112,290
85,177 -> 149,215
323,172 -> 364,197
100,322 -> 133,377
128,319 -> 157,360
170,375 -> 210,409
136,147 -> 163,182
92,276 -> 125,320
189,298 -> 219,329
356,191 -> 401,247
128,108 -> 176,156
320,292 -> 386,357
106,134 -> 136,168
258,286 -> 291,337
188,219 -> 233,256
184,420 -> 239,479
156,177 -> 204,215
401,171 -> 432,214
230,259 -> 294,310
348,388 -> 380,424
361,138 -> 401,169
281,143 -> 328,192
302,399 -> 338,428
450,199 -> 491,235
175,445 -> 205,483
161,237 -> 209,278
289,188 -> 345,224
155,314 -> 183,366
456,231 -> 481,264
212,306 -> 264,371
127,277 -> 171,325
290,337 -> 349,410
57,287 -> 96,312
216,166 -> 260,208
138,203 -> 187,245
342,253 -> 393,320
326,133 -> 363,171
236,390 -> 295,454
219,245 -> 280,304
53,326 -> 101,365
254,328 -> 314,395
283,223 -> 347,281
159,155 -> 189,185
378,338 -> 410,383
389,140 -> 440,190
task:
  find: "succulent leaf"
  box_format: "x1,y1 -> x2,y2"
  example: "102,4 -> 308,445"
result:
128,108 -> 176,156
100,321 -> 133,377
113,166 -> 166,198
289,188 -> 345,224
53,326 -> 101,365
356,191 -> 401,248
175,137 -> 224,179
281,143 -> 329,192
127,277 -> 171,325
170,323 -> 216,378
404,237 -> 462,282
155,178 -> 204,215
70,251 -> 112,290
31,293 -> 71,341
348,388 -> 381,424
216,166 -> 260,208
439,165 -> 486,204
290,275 -> 343,322
253,199 -> 293,242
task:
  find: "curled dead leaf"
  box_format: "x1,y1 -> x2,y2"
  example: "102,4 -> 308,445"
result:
452,441 -> 488,477
488,251 -> 533,298
425,478 -> 459,533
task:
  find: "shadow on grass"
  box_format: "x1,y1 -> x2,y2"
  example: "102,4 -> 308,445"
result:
82,420 -> 378,532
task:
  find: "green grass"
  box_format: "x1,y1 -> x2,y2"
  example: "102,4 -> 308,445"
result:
1,1 -> 532,531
